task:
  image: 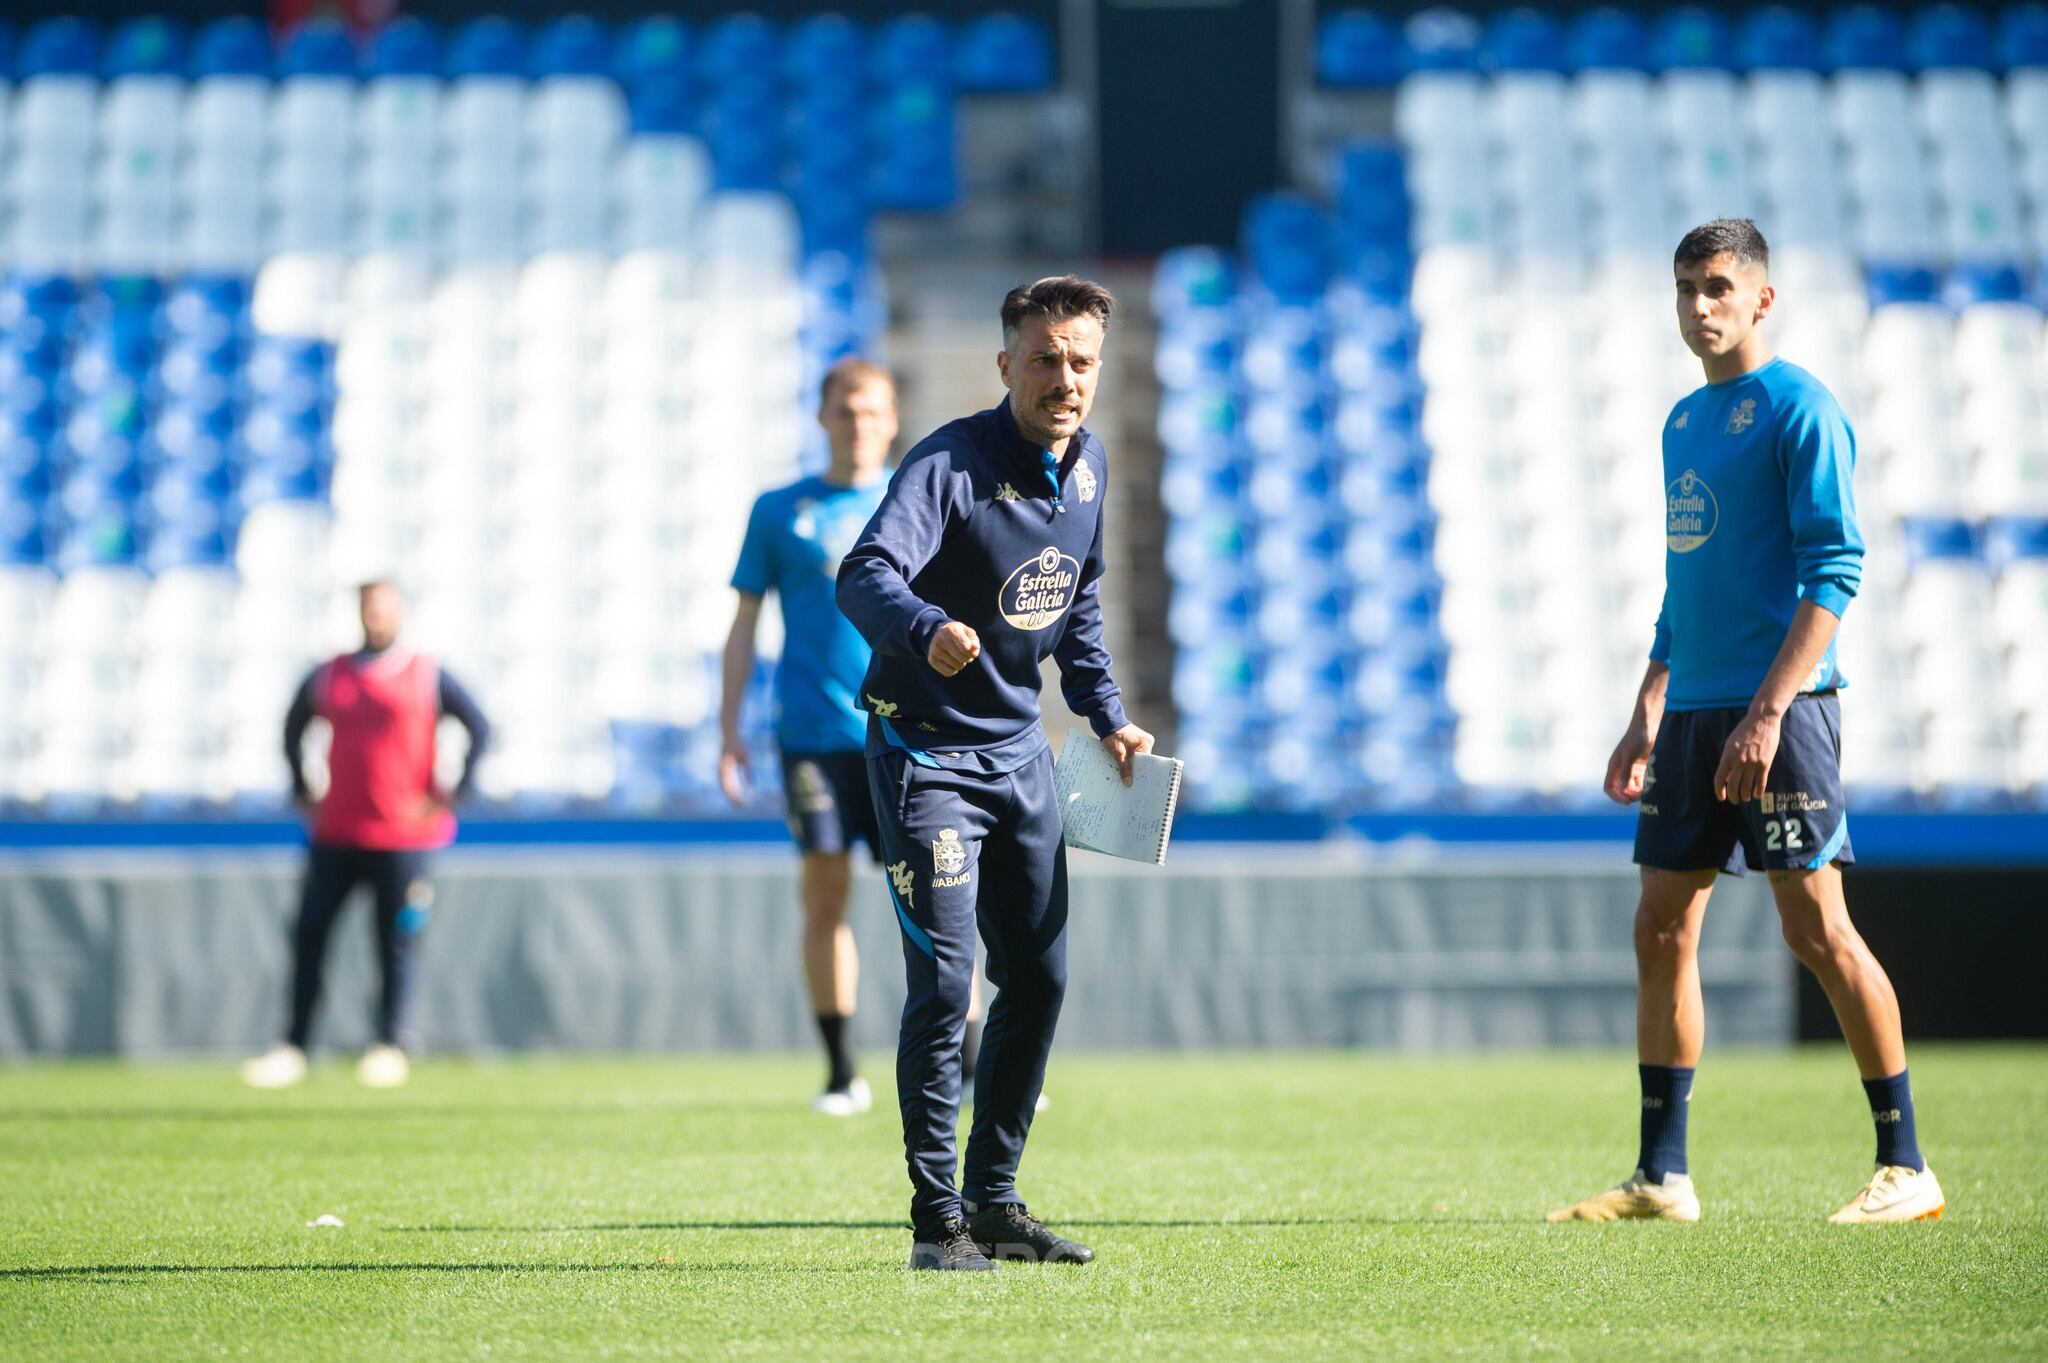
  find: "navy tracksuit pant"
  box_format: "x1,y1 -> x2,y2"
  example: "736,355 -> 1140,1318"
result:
868,741 -> 1069,1229
286,844 -> 432,1050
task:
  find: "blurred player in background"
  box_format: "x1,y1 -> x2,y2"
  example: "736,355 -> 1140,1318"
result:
721,358 -> 902,1115
837,276 -> 1153,1270
242,579 -> 490,1090
1550,220 -> 1942,1225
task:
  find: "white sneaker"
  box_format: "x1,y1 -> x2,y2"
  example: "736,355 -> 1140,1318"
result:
241,1043 -> 308,1089
1547,1169 -> 1701,1223
812,1076 -> 872,1117
356,1044 -> 410,1089
1828,1163 -> 1945,1224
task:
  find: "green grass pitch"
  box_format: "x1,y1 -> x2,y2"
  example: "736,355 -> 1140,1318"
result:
2,1047 -> 2043,1361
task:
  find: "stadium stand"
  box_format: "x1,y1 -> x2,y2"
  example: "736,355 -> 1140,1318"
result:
0,11 -> 1057,814
1155,2 -> 2048,814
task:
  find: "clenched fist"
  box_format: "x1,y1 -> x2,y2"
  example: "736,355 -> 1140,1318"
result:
927,622 -> 981,677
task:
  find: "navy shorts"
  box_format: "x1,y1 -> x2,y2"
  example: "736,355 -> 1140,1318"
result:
1633,691 -> 1855,876
780,749 -> 882,861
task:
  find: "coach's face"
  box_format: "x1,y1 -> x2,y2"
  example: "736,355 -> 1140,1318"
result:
359,584 -> 403,652
998,313 -> 1104,451
1674,252 -> 1773,361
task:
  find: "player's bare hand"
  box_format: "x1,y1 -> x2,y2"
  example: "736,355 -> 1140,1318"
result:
927,622 -> 981,677
1603,721 -> 1656,804
718,736 -> 750,806
1102,723 -> 1154,787
1714,710 -> 1782,805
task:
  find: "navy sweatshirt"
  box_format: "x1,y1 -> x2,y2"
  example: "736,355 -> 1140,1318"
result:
835,397 -> 1130,766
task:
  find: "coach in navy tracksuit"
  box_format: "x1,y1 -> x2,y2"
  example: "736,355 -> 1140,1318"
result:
836,276 -> 1153,1271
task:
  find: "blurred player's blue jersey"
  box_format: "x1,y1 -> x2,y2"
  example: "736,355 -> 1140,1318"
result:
733,474 -> 889,753
1651,357 -> 1864,710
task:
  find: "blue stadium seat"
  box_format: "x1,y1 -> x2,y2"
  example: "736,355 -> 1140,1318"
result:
103,17 -> 184,78
1826,5 -> 1909,70
236,453 -> 329,510
697,13 -> 779,86
1865,264 -> 1941,306
1153,247 -> 1237,314
144,524 -> 233,573
1155,315 -> 1237,390
364,16 -> 439,78
705,87 -> 783,190
1565,7 -> 1649,70
869,85 -> 958,211
2,274 -> 82,332
1337,141 -> 1410,245
1242,194 -> 1334,306
1947,263 -> 2026,306
446,17 -> 526,79
0,23 -> 13,79
56,511 -> 140,570
1985,515 -> 2048,568
277,20 -> 355,79
785,13 -> 864,90
0,501 -> 52,565
628,78 -> 692,136
1734,6 -> 1824,72
1482,8 -> 1566,73
1402,8 -> 1481,72
17,16 -> 98,78
956,13 -> 1055,92
1316,10 -> 1402,87
2002,3 -> 2048,67
530,15 -> 609,79
189,16 -> 268,78
1909,4 -> 1996,70
1649,6 -> 1734,70
1902,515 -> 1982,562
871,14 -> 953,86
797,182 -> 869,260
613,15 -> 688,88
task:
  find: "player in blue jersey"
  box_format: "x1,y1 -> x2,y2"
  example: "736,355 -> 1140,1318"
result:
722,358 -> 900,1117
1549,220 -> 1943,1226
837,276 -> 1153,1270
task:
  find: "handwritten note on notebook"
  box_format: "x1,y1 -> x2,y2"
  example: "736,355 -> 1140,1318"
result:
1052,732 -> 1184,866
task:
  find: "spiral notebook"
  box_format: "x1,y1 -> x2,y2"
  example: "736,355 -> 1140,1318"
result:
1052,732 -> 1184,866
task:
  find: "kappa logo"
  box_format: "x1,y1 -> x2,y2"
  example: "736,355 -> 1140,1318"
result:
1074,461 -> 1097,503
866,694 -> 898,718
888,860 -> 915,908
998,546 -> 1080,630
1725,397 -> 1757,434
995,482 -> 1024,502
1666,468 -> 1719,552
1674,410 -> 1689,430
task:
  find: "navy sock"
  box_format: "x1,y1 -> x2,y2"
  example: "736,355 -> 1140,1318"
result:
1861,1070 -> 1924,1171
1637,1064 -> 1695,1184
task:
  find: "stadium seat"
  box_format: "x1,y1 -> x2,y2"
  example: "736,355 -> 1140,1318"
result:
956,13 -> 1055,92
1826,6 -> 1909,70
1734,6 -> 1823,72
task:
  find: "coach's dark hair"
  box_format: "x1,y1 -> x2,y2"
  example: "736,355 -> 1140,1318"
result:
357,577 -> 401,597
1674,218 -> 1770,273
1000,275 -> 1114,349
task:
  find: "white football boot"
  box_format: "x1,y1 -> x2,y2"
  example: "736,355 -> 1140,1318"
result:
240,1043 -> 308,1089
1828,1164 -> 1945,1224
812,1076 -> 873,1117
356,1044 -> 410,1089
1547,1169 -> 1701,1222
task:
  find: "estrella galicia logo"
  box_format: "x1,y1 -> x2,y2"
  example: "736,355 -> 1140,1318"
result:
1666,468 -> 1718,553
998,546 -> 1080,630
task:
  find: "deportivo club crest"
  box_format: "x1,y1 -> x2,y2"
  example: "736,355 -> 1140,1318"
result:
1075,461 -> 1097,503
1725,397 -> 1757,434
932,828 -> 965,875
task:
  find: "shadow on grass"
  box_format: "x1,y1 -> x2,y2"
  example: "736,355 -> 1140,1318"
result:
0,1102 -> 765,1124
0,1261 -> 870,1283
386,1215 -> 1513,1233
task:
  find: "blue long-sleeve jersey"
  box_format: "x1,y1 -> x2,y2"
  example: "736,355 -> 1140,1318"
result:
835,397 -> 1130,766
1651,356 -> 1864,710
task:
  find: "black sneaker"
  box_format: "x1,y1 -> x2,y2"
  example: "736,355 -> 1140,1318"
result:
967,1201 -> 1094,1264
908,1215 -> 997,1271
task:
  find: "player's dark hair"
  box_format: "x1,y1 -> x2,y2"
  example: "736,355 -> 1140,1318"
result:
1001,275 -> 1114,349
819,356 -> 894,406
357,577 -> 400,597
1674,218 -> 1770,274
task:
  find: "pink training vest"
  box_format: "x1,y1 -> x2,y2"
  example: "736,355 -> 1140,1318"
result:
310,646 -> 456,851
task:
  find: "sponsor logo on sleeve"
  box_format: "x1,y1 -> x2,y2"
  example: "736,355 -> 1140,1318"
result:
1075,461 -> 1097,503
998,546 -> 1081,630
1674,411 -> 1689,430
1666,469 -> 1718,552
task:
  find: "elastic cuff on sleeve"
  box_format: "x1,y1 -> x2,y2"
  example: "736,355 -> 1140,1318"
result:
1087,697 -> 1130,739
1804,580 -> 1853,618
907,609 -> 951,660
